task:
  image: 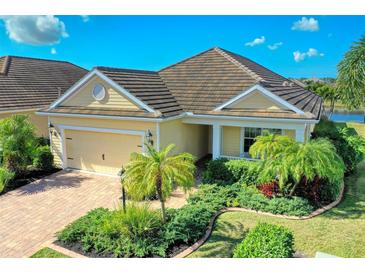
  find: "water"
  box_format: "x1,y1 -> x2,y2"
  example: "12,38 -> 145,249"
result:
330,109 -> 364,123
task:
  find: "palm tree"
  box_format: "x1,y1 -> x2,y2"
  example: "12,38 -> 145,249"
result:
122,144 -> 196,222
249,131 -> 296,160
337,34 -> 365,120
259,138 -> 345,196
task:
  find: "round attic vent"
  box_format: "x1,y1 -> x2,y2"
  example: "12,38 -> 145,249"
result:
92,83 -> 106,101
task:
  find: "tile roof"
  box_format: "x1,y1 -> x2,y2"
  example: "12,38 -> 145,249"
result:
158,47 -> 322,119
0,56 -> 87,112
95,67 -> 183,117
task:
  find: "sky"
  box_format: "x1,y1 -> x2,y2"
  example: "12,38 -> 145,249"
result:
0,15 -> 364,78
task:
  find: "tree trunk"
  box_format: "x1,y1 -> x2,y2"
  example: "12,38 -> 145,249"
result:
328,99 -> 336,119
156,177 -> 166,222
122,185 -> 126,213
289,176 -> 307,197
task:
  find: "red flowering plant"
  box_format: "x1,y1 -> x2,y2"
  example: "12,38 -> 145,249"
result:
257,181 -> 279,198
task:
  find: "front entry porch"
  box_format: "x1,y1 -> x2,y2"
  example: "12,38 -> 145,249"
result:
182,116 -> 313,160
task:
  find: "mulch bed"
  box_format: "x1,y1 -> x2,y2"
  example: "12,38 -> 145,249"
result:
1,167 -> 61,195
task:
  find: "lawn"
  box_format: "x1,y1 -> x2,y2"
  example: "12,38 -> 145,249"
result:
190,122 -> 365,258
30,247 -> 69,258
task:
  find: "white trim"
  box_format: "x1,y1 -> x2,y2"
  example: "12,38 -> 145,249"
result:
0,108 -> 39,114
212,123 -> 221,159
58,124 -> 146,136
214,84 -> 305,115
36,111 -> 187,123
183,113 -> 319,125
49,69 -> 155,113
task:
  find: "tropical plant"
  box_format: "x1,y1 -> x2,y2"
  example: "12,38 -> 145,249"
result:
0,115 -> 36,174
0,167 -> 15,194
259,138 -> 345,197
249,132 -> 296,160
122,144 -> 196,222
337,34 -> 365,111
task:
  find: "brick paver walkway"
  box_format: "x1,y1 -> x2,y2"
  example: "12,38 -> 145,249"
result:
0,169 -> 190,258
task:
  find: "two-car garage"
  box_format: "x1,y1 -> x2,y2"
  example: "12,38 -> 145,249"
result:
63,128 -> 144,175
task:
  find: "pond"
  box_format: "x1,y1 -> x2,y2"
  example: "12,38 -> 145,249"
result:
329,109 -> 364,123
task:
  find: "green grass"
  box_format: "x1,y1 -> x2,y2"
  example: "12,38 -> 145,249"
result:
189,122 -> 365,258
30,247 -> 69,258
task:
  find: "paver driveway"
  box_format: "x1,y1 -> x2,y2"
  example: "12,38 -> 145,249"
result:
0,170 -> 121,258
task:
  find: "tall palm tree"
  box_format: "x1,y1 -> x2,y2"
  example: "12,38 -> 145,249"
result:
249,132 -> 296,160
259,138 -> 345,196
337,34 -> 365,119
122,144 -> 196,222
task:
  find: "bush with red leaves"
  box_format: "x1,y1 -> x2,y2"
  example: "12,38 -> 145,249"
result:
257,182 -> 279,198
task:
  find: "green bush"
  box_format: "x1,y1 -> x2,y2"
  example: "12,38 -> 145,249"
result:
202,158 -> 259,186
234,185 -> 313,216
164,202 -> 216,245
57,205 -> 167,257
0,115 -> 36,175
33,145 -> 54,171
312,118 -> 364,173
0,167 -> 15,194
233,223 -> 294,258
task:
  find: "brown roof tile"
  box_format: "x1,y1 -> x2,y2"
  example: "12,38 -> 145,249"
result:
0,56 -> 87,112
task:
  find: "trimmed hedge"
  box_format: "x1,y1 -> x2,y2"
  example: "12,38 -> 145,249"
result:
233,223 -> 294,258
33,145 -> 54,171
203,158 -> 260,186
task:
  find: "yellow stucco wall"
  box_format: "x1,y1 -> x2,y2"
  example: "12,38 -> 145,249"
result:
0,110 -> 49,137
283,129 -> 296,139
61,76 -> 139,109
227,90 -> 287,110
160,119 -> 209,160
50,127 -> 62,167
221,126 -> 241,157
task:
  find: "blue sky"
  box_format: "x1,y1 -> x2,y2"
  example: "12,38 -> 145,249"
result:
0,15 -> 364,78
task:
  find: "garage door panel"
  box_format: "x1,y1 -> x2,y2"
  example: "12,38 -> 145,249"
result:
65,129 -> 142,175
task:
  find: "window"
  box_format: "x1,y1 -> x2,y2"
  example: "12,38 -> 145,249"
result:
242,127 -> 282,156
92,83 -> 106,101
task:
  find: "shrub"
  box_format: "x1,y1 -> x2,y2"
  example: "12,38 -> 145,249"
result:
202,158 -> 232,185
233,223 -> 294,258
202,158 -> 259,186
33,145 -> 54,171
312,118 -> 363,173
58,205 -> 167,257
257,182 -> 279,198
164,202 -> 216,245
0,167 -> 15,194
234,185 -> 313,216
0,115 -> 36,174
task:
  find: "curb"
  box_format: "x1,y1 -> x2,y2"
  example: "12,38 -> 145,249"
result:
174,182 -> 345,258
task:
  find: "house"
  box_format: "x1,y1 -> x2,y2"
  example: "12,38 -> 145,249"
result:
0,56 -> 88,136
37,47 -> 323,175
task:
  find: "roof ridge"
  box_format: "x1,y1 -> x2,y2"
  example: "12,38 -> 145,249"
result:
159,47 -> 217,72
96,66 -> 157,74
214,47 -> 263,82
0,55 -> 87,72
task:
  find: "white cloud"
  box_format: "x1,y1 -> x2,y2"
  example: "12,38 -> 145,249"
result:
291,17 -> 319,32
81,15 -> 90,23
293,48 -> 324,62
268,42 -> 283,50
245,36 -> 265,47
50,48 -> 57,55
0,16 -> 68,46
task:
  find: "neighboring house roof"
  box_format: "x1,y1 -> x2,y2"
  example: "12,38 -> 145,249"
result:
0,56 -> 88,112
44,47 -> 322,120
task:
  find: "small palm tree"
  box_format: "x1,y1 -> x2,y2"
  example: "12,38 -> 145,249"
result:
249,132 -> 296,160
122,144 -> 196,222
259,138 -> 345,196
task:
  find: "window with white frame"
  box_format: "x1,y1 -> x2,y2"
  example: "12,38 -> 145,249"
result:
242,127 -> 282,156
